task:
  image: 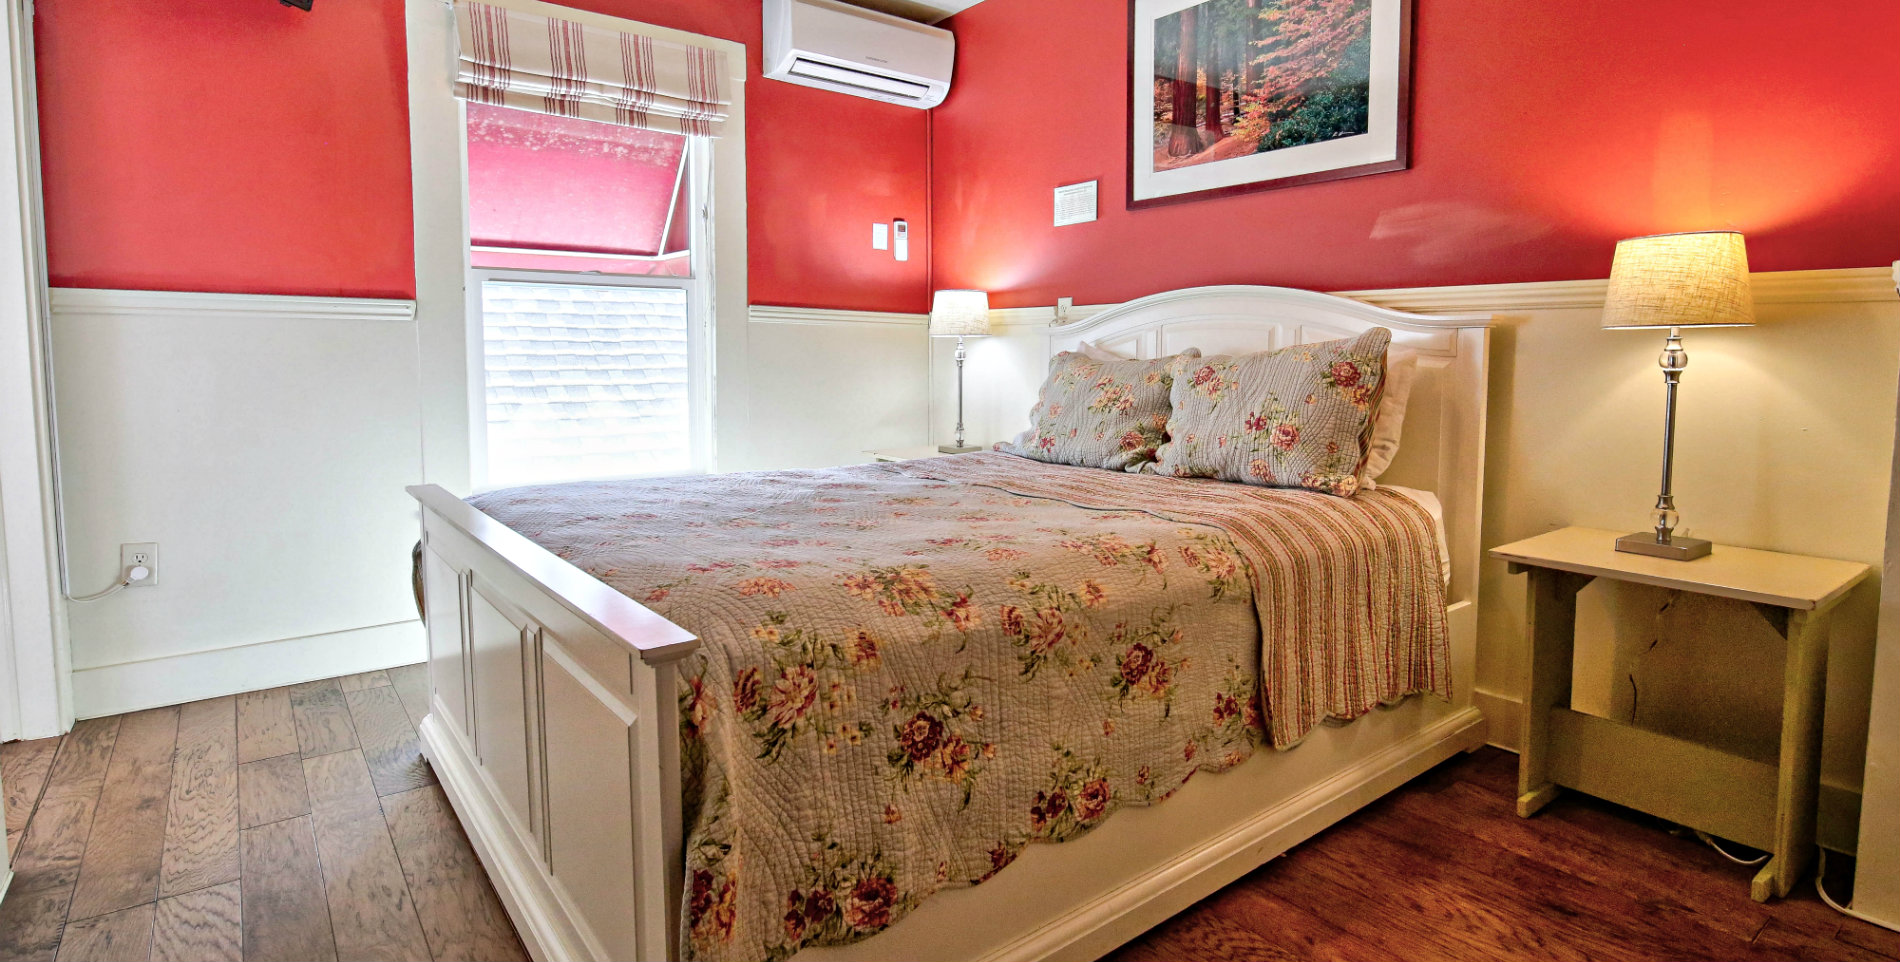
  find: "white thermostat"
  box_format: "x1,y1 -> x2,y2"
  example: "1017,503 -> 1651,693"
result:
1054,181 -> 1098,226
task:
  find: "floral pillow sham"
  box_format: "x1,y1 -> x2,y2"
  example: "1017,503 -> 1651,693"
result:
996,348 -> 1200,472
1154,328 -> 1392,496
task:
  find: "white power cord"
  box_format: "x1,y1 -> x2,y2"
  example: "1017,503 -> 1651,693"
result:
1695,829 -> 1769,866
67,564 -> 151,604
1692,828 -> 1892,931
1695,834 -> 1890,932
1815,848 -> 1900,931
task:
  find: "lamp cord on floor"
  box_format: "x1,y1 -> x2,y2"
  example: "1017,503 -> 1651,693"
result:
1812,847 -> 1900,931
1695,829 -> 1769,866
1697,837 -> 1891,932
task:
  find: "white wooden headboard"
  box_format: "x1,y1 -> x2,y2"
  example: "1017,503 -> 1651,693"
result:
1025,285 -> 1493,608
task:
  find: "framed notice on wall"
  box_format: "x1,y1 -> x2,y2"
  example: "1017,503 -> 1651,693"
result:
1128,0 -> 1413,209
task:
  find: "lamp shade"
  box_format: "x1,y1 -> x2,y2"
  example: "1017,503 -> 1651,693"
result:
1601,231 -> 1755,330
929,289 -> 991,337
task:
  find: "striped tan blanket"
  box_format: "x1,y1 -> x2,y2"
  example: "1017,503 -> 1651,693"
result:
467,453 -> 1446,962
891,453 -> 1449,747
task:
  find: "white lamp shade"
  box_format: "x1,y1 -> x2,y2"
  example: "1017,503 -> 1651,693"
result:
929,289 -> 991,337
1601,231 -> 1755,330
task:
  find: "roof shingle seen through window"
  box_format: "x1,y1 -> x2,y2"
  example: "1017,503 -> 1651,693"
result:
482,281 -> 691,486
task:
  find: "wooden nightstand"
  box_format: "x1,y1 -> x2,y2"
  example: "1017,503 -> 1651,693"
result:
1490,526 -> 1870,902
868,446 -> 981,462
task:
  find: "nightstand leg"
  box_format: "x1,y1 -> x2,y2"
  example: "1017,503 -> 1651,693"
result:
1518,568 -> 1592,817
1753,606 -> 1831,902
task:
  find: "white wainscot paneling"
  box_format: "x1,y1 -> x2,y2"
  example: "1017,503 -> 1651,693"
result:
51,289 -> 427,716
743,307 -> 930,470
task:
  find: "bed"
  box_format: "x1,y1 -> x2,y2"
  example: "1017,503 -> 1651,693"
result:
407,285 -> 1493,962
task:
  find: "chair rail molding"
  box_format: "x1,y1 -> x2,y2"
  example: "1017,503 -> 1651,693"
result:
985,266 -> 1900,333
47,288 -> 418,322
1342,266 -> 1899,313
746,305 -> 928,328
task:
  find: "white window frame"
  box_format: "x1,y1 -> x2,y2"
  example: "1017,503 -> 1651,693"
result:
405,0 -> 748,499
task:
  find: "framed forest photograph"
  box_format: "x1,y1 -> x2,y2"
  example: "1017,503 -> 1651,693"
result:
1128,0 -> 1412,208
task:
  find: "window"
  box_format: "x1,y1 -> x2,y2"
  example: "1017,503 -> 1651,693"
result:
466,103 -> 692,278
465,103 -> 710,488
480,281 -> 692,487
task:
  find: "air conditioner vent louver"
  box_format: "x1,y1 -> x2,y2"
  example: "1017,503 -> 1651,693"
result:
764,0 -> 954,109
787,57 -> 932,101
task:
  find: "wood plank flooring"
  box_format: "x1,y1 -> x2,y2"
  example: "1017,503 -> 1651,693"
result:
0,664 -> 524,962
6,682 -> 1896,962
1107,747 -> 1898,962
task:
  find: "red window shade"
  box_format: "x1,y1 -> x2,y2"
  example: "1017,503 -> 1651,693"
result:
466,102 -> 687,261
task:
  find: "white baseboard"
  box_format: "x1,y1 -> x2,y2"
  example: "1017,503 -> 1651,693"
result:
1473,688 -> 1523,750
71,620 -> 425,718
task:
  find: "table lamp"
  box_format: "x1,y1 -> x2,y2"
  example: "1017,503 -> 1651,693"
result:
1601,230 -> 1755,560
930,289 -> 990,453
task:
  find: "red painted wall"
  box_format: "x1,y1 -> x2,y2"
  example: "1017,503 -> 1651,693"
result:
35,0 -> 416,299
34,0 -> 930,312
930,0 -> 1900,308
577,0 -> 930,313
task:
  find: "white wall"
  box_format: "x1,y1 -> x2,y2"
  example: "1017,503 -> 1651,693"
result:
947,271 -> 1900,848
744,307 -> 931,470
928,325 -> 1047,452
45,292 -> 931,718
1473,289 -> 1895,804
49,290 -> 428,717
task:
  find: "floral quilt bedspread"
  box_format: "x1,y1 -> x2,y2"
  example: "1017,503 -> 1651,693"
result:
466,453 -> 1445,962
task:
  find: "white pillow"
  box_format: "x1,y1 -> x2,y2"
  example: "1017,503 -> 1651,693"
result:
1358,349 -> 1418,490
1076,338 -> 1129,362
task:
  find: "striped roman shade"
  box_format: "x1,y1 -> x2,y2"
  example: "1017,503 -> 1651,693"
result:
453,0 -> 731,137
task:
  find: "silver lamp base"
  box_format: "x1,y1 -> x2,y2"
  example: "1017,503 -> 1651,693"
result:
937,444 -> 984,454
1615,531 -> 1711,561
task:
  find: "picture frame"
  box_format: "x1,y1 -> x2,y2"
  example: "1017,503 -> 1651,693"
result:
1127,0 -> 1413,209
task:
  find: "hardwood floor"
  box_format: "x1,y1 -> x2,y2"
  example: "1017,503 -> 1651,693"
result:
5,685 -> 1896,962
1107,747 -> 1900,962
0,665 -> 525,962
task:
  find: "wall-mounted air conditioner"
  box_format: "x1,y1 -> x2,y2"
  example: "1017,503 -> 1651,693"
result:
763,0 -> 955,109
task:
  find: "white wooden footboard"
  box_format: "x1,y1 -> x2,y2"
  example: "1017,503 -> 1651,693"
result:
409,484 -> 698,962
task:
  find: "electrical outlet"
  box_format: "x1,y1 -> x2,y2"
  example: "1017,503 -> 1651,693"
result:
120,542 -> 159,587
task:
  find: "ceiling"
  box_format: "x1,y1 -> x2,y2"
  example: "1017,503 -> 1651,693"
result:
841,0 -> 987,25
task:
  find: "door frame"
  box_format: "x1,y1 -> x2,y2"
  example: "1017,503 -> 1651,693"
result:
1852,262 -> 1900,930
0,0 -> 71,741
